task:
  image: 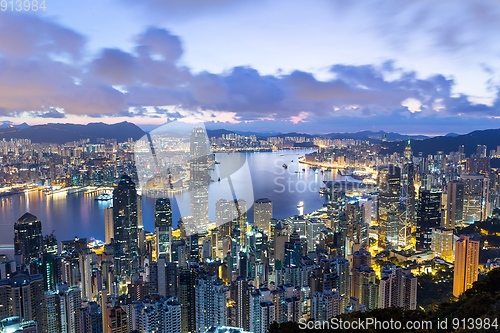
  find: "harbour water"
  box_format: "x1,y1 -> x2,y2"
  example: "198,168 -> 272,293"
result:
0,149 -> 348,249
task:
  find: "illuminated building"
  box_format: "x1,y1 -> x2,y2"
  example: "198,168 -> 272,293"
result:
190,127 -> 210,234
446,181 -> 464,228
379,264 -> 417,310
453,234 -> 480,297
155,198 -> 173,261
431,228 -> 454,262
460,175 -> 488,223
112,174 -> 139,279
254,199 -> 273,235
416,189 -> 442,251
377,166 -> 407,250
14,213 -> 43,265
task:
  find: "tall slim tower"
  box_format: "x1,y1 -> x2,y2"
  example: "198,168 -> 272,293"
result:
446,181 -> 464,229
254,198 -> 273,235
14,212 -> 43,265
113,174 -> 139,279
190,128 -> 210,233
155,198 -> 173,260
416,189 -> 442,251
377,166 -> 404,250
453,234 -> 480,297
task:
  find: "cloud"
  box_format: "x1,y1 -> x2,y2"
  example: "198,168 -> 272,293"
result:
0,14 -> 499,125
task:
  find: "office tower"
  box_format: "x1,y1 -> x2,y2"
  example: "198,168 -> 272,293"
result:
104,207 -> 113,244
131,297 -> 182,333
402,162 -> 416,228
0,272 -> 44,324
453,234 -> 480,297
156,198 -> 173,260
273,222 -> 288,270
80,302 -> 103,333
404,139 -> 413,162
416,189 -> 442,251
0,260 -> 16,280
106,306 -> 128,333
446,181 -> 464,228
41,253 -> 58,291
14,212 -> 43,265
44,284 -> 82,333
331,256 -> 350,312
190,127 -> 210,233
379,264 -> 417,310
431,228 -> 454,262
113,174 -> 139,279
195,275 -> 227,333
254,198 -> 273,235
378,166 -> 406,249
179,269 -> 197,333
344,200 -> 369,249
79,249 -> 95,301
460,175 -> 488,223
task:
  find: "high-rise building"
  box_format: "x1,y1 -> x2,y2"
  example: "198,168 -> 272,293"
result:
106,306 -> 128,333
446,181 -> 464,229
377,166 -> 406,249
80,301 -> 103,333
379,264 -> 417,310
113,174 -> 139,278
431,228 -> 454,263
104,207 -> 113,245
131,297 -> 181,333
0,272 -> 44,325
179,269 -> 197,333
43,284 -> 82,333
460,175 -> 488,223
254,199 -> 272,235
416,189 -> 442,251
190,127 -> 210,234
228,277 -> 250,331
156,198 -> 173,260
14,213 -> 43,265
453,234 -> 480,297
195,274 -> 227,333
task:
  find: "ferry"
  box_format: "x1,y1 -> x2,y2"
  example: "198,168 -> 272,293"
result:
282,164 -> 288,169
95,193 -> 112,201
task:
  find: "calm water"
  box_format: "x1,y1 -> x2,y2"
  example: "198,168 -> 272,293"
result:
0,150 -> 346,249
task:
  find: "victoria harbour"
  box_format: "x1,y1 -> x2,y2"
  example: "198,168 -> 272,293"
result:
0,149 -> 338,247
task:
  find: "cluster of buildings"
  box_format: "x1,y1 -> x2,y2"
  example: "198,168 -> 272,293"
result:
0,129 -> 498,332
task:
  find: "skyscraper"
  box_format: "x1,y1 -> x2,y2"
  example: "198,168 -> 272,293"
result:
377,166 -> 405,249
446,181 -> 464,229
155,198 -> 173,260
190,127 -> 210,234
113,174 -> 139,279
460,175 -> 488,223
179,269 -> 197,333
14,212 -> 43,265
416,189 -> 442,251
453,234 -> 480,297
254,198 -> 272,235
195,275 -> 227,333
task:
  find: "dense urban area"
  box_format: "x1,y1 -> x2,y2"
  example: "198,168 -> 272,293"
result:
0,128 -> 499,333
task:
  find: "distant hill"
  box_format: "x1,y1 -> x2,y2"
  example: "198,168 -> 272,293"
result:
0,122 -> 145,144
383,128 -> 500,156
326,130 -> 429,141
206,129 -> 429,141
0,122 -> 30,130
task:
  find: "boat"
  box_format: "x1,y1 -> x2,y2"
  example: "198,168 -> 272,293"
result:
215,161 -> 221,164
282,164 -> 288,169
95,193 -> 112,201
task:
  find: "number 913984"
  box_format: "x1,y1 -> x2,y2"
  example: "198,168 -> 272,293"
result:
1,0 -> 45,11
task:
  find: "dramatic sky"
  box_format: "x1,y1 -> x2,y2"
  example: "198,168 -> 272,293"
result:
1,0 -> 500,135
